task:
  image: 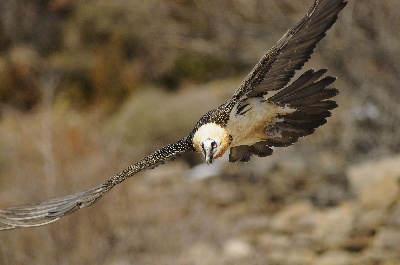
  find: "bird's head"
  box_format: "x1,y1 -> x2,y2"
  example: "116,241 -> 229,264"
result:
193,123 -> 231,164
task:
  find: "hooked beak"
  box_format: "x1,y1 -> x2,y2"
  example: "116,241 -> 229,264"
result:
202,144 -> 214,165
205,153 -> 213,165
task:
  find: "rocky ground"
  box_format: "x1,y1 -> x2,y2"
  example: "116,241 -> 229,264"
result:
0,84 -> 399,265
0,0 -> 399,264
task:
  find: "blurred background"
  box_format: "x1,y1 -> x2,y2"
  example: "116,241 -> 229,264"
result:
0,0 -> 399,264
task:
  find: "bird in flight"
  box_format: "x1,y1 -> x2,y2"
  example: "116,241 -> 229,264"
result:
0,0 -> 346,230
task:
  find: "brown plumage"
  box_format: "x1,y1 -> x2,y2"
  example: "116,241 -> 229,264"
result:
0,0 -> 346,230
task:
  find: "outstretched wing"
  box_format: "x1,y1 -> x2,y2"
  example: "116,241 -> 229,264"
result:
230,0 -> 346,102
229,68 -> 338,162
0,137 -> 192,230
0,184 -> 108,230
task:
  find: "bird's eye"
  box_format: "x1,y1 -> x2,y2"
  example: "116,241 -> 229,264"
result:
211,141 -> 217,148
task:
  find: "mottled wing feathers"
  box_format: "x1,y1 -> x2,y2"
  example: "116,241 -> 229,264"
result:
0,137 -> 192,230
232,0 -> 346,101
229,69 -> 338,162
0,184 -> 108,230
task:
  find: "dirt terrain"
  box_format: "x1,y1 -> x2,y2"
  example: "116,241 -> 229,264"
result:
0,0 -> 399,264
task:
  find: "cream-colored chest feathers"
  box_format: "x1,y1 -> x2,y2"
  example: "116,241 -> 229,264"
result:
227,98 -> 295,147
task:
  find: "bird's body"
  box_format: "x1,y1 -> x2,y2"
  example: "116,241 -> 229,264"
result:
0,0 -> 347,230
193,97 -> 297,160
227,97 -> 296,147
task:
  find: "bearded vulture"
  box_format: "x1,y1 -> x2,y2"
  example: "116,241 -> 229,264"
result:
0,0 -> 347,230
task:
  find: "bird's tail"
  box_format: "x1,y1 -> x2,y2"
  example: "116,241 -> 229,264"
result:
266,68 -> 338,145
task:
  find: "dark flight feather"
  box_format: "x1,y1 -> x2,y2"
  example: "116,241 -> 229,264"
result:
230,0 -> 346,101
229,67 -> 339,163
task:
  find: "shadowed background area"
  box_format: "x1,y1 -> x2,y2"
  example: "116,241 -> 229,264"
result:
0,0 -> 399,264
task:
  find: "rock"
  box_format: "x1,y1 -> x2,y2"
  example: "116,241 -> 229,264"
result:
361,249 -> 400,265
359,174 -> 399,209
267,249 -> 316,265
312,183 -> 349,207
343,233 -> 371,252
269,201 -> 356,251
315,250 -> 353,265
347,156 -> 400,209
387,202 -> 400,227
257,233 -> 291,250
235,215 -> 270,232
355,209 -> 388,233
222,238 -> 253,258
207,180 -> 241,206
187,241 -> 219,265
283,249 -> 317,265
269,201 -> 314,233
373,227 -> 400,252
311,203 -> 355,248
